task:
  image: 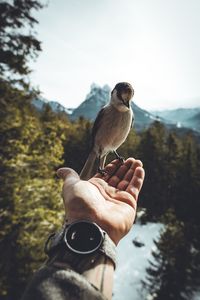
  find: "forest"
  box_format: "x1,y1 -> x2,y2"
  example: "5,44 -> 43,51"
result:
0,1 -> 200,300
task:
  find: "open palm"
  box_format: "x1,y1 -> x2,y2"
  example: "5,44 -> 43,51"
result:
57,158 -> 145,245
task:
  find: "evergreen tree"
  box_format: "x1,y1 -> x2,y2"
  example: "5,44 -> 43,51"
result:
143,211 -> 194,300
0,0 -> 44,84
174,135 -> 200,222
142,132 -> 200,300
0,2 -> 68,297
137,121 -> 168,218
164,132 -> 182,209
0,85 -> 66,299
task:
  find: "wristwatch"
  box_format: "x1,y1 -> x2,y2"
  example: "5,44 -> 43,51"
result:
44,220 -> 116,272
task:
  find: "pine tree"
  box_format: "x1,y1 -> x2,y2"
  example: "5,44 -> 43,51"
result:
164,132 -> 182,209
0,2 -> 71,299
0,87 -> 66,299
0,0 -> 44,84
143,211 -> 193,300
172,134 -> 200,221
142,132 -> 200,300
137,121 -> 168,218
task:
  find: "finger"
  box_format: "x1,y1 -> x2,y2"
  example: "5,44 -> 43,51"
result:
107,158 -> 135,187
57,168 -> 80,186
113,158 -> 135,179
126,167 -> 145,201
117,160 -> 143,190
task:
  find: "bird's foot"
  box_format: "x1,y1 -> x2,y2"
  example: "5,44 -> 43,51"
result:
114,151 -> 125,163
118,155 -> 125,163
98,167 -> 108,176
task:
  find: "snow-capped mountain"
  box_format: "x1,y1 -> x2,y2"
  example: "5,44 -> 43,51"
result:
32,84 -> 200,133
70,83 -> 110,121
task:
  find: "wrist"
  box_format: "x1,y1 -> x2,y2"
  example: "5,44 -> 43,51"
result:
44,220 -> 117,272
45,221 -> 116,300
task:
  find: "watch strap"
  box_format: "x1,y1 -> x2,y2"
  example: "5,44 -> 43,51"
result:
45,225 -> 117,272
98,232 -> 116,266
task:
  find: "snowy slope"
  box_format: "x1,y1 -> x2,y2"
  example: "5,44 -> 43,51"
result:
113,223 -> 200,300
113,223 -> 163,300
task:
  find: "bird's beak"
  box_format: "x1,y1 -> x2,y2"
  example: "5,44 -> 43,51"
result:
121,99 -> 130,108
125,102 -> 130,108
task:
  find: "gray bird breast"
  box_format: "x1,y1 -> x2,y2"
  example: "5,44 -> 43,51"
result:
93,106 -> 133,156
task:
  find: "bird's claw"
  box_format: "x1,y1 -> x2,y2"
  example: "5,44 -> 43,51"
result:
118,156 -> 125,163
114,151 -> 125,164
113,151 -> 125,163
98,167 -> 107,176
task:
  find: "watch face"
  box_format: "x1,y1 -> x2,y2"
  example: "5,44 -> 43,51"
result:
64,221 -> 104,254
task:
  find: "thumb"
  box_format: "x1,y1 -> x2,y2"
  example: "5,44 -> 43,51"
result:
57,168 -> 80,186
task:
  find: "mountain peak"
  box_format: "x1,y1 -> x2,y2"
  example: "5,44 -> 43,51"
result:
70,83 -> 110,120
85,83 -> 111,103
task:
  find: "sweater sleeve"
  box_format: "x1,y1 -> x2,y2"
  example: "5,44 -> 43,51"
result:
21,264 -> 107,300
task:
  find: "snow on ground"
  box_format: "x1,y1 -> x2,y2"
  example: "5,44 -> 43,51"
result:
113,222 -> 163,300
192,291 -> 200,300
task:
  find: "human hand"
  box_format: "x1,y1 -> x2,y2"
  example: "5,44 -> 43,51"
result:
57,158 -> 145,245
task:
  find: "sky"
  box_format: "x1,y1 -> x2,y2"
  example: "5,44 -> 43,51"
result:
31,0 -> 200,111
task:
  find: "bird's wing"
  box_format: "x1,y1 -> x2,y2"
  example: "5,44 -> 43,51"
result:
91,107 -> 106,149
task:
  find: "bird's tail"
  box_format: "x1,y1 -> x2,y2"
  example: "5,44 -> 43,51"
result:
80,150 -> 99,180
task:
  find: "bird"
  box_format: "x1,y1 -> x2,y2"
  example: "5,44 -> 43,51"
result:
80,82 -> 134,180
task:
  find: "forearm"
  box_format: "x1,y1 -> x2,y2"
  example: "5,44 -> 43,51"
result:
81,255 -> 114,299
21,263 -> 108,300
50,237 -> 115,299
52,252 -> 114,299
22,251 -> 114,300
22,225 -> 116,300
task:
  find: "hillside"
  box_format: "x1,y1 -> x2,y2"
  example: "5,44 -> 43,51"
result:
152,107 -> 200,132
